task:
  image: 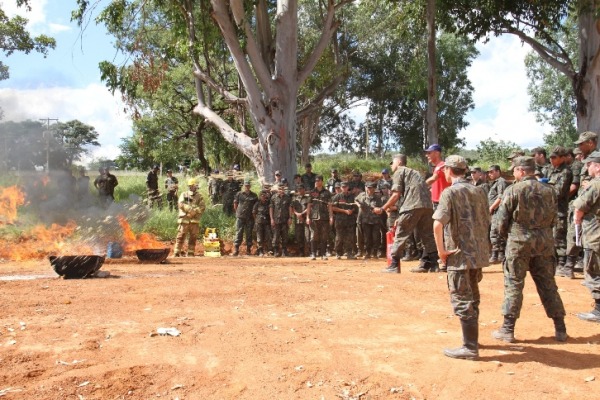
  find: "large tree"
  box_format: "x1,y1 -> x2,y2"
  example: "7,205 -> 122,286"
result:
0,1 -> 56,81
438,0 -> 600,134
75,0 -> 350,182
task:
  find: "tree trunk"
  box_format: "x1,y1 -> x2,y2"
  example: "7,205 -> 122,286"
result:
576,4 -> 600,133
426,0 -> 438,146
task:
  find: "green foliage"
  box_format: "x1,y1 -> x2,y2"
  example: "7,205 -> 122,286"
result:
475,138 -> 523,170
327,0 -> 477,157
524,13 -> 578,148
198,205 -> 236,241
0,4 -> 56,81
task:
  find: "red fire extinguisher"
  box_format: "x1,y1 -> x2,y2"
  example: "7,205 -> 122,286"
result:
386,226 -> 396,266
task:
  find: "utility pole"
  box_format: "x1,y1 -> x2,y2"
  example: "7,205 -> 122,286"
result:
40,118 -> 58,173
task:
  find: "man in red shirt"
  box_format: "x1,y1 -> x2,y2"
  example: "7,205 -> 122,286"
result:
425,144 -> 451,209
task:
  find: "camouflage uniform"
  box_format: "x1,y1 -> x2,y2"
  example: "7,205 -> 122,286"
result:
301,172 -> 317,191
331,191 -> 357,258
94,170 -> 119,208
270,191 -> 292,256
496,175 -> 566,320
566,160 -> 585,258
389,166 -> 438,269
233,189 -> 258,254
572,178 -> 600,301
174,188 -> 206,256
535,162 -> 550,179
221,177 -> 241,216
308,187 -> 332,258
165,175 -> 179,212
291,191 -> 311,256
433,178 -> 490,320
146,169 -> 162,209
208,177 -> 222,205
355,188 -> 383,258
253,195 -> 271,256
488,176 -> 508,254
547,163 -> 573,259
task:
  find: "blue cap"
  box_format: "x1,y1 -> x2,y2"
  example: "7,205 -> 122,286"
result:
381,168 -> 389,174
425,144 -> 442,152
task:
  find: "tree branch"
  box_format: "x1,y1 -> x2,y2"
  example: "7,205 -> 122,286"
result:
508,30 -> 576,79
297,0 -> 340,86
211,0 -> 267,122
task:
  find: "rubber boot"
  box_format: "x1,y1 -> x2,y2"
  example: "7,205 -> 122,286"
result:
553,317 -> 567,342
444,319 -> 479,360
489,250 -> 498,264
577,299 -> 600,323
381,256 -> 401,273
497,250 -> 506,263
310,243 -> 317,260
492,316 -> 516,343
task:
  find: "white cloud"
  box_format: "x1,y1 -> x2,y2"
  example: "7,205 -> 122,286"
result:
48,23 -> 71,33
0,84 -> 132,162
2,0 -> 48,29
462,35 -> 547,149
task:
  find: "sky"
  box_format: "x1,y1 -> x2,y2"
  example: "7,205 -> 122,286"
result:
0,1 -> 549,165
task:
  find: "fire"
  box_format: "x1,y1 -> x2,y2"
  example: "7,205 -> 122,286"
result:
0,186 -> 26,224
117,215 -> 164,251
0,221 -> 94,261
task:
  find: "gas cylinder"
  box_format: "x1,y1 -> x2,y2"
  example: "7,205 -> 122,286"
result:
386,226 -> 396,266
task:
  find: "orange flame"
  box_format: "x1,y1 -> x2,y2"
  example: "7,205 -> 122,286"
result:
0,220 -> 94,261
0,186 -> 26,224
117,215 -> 164,251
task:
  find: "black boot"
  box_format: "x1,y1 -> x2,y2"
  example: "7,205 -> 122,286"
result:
553,317 -> 567,342
492,316 -> 516,342
232,246 -> 239,256
497,250 -> 505,263
246,245 -> 252,256
555,256 -> 573,278
577,299 -> 600,323
444,319 -> 479,360
381,256 -> 401,273
489,250 -> 498,263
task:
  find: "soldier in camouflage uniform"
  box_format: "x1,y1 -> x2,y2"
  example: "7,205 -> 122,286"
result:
486,165 -> 508,263
355,181 -> 383,259
572,150 -> 600,323
326,168 -> 341,193
270,184 -> 293,257
208,177 -> 223,205
291,184 -> 311,256
307,175 -> 333,260
221,172 -> 241,216
531,147 -> 550,178
301,163 -> 317,191
566,132 -> 598,271
547,146 -> 574,277
232,180 -> 258,256
331,181 -> 357,260
375,154 -> 438,273
253,190 -> 272,256
173,178 -> 206,257
492,156 -> 567,343
432,155 -> 490,360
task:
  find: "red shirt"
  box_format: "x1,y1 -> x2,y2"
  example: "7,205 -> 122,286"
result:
431,161 -> 450,203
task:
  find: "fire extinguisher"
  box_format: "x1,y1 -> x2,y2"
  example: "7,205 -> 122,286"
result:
386,225 -> 396,266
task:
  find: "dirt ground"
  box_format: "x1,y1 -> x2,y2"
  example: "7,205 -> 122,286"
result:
1,255 -> 599,400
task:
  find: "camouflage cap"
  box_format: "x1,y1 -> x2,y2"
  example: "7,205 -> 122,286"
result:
574,131 -> 598,144
243,179 -> 251,185
365,181 -> 377,188
341,181 -> 349,186
550,146 -> 567,157
296,184 -> 305,189
573,147 -> 583,155
334,182 -> 341,188
444,155 -> 467,169
583,150 -> 600,163
381,182 -> 391,189
507,150 -> 525,160
513,156 -> 536,168
487,164 -> 501,172
469,166 -> 482,173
